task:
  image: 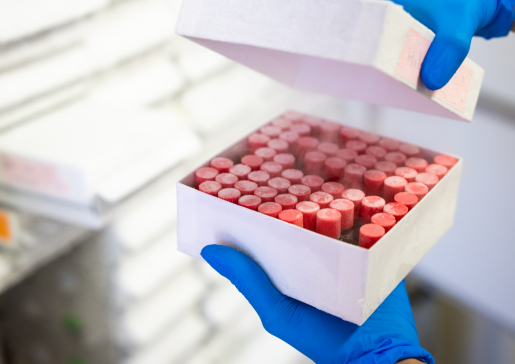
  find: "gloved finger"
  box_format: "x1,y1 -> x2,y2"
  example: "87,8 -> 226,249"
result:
201,244 -> 357,363
363,280 -> 420,344
201,244 -> 284,316
420,32 -> 472,90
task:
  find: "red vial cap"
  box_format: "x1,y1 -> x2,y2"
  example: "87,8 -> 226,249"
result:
321,182 -> 345,200
405,182 -> 429,200
210,157 -> 234,173
218,188 -> 241,204
283,110 -> 304,121
395,166 -> 418,183
320,120 -> 341,131
399,143 -> 421,157
296,201 -> 320,231
279,131 -> 300,152
371,213 -> 396,232
330,199 -> 354,230
268,138 -> 289,153
345,140 -> 367,153
316,209 -> 341,238
359,224 -> 385,249
317,142 -> 339,156
434,155 -> 458,169
425,164 -> 448,179
363,169 -> 387,197
336,148 -> 358,163
343,163 -> 367,190
290,123 -> 312,136
405,157 -> 428,173
320,121 -> 341,144
384,202 -> 408,222
385,152 -> 407,166
258,202 -> 283,218
238,195 -> 262,210
255,147 -> 277,162
248,133 -> 271,153
361,196 -> 386,223
260,161 -> 283,178
325,157 -> 347,181
199,181 -> 223,196
279,209 -> 304,227
275,194 -> 299,210
415,172 -> 439,191
305,151 -> 327,164
260,125 -> 282,138
241,155 -> 264,171
340,127 -> 360,143
248,171 -> 271,187
359,131 -> 380,145
375,161 -> 397,177
298,136 -> 320,152
254,186 -> 278,203
310,191 -> 334,209
303,116 -> 323,136
301,175 -> 324,192
195,167 -> 219,188
379,138 -> 400,152
384,176 -> 408,203
341,189 -> 365,217
234,180 -> 258,196
215,173 -> 239,188
304,151 -> 327,176
271,117 -> 293,130
355,154 -> 378,169
268,177 -> 292,194
366,146 -> 387,161
394,192 -> 418,211
274,153 -> 296,169
229,164 -> 251,180
281,169 -> 304,185
288,184 -> 312,202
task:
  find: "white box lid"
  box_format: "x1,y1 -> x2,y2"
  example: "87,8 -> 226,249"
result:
0,101 -> 201,207
176,0 -> 484,121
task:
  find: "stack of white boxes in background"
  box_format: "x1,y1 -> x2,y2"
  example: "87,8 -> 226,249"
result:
0,0 -> 325,363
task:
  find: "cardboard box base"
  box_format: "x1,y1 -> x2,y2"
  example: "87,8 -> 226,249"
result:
177,128 -> 462,325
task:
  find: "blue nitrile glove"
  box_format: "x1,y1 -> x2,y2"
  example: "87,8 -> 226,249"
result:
390,0 -> 515,90
201,244 -> 434,364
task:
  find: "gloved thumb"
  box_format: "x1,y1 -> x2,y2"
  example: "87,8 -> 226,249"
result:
201,244 -> 284,316
421,33 -> 471,91
200,244 -> 357,363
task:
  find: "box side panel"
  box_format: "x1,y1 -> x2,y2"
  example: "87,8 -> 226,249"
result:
374,3 -> 434,84
177,182 -> 369,324
361,159 -> 463,323
375,5 -> 483,121
176,0 -> 387,65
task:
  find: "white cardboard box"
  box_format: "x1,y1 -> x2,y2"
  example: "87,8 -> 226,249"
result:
176,0 -> 483,122
177,116 -> 462,325
0,102 -> 200,227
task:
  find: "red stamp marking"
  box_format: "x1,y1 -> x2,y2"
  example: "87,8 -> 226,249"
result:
433,65 -> 473,113
397,29 -> 431,87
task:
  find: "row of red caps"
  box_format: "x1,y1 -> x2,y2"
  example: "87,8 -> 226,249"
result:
194,111 -> 458,249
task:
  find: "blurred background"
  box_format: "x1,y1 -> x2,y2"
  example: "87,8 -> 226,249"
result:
0,0 -> 514,363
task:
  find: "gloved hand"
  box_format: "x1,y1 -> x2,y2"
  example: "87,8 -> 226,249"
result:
390,0 -> 515,90
201,244 -> 434,364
